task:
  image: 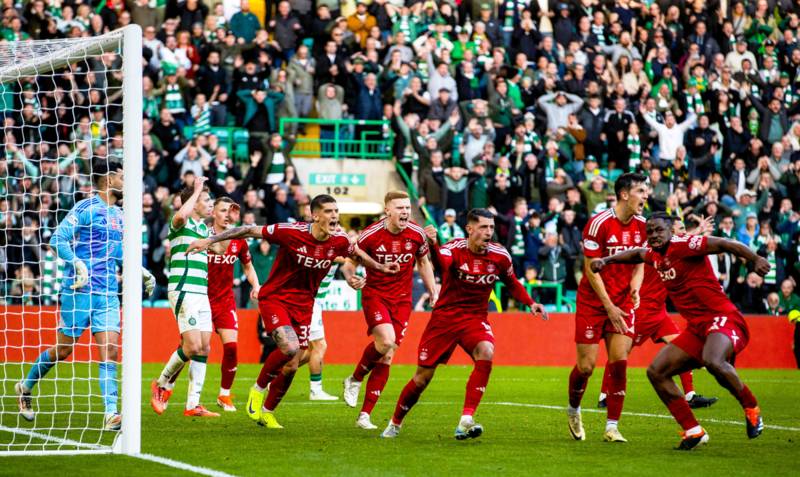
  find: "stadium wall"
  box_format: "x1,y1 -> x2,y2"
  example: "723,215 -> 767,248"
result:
3,307 -> 796,368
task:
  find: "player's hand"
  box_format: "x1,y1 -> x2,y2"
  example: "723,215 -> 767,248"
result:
630,288 -> 640,310
605,304 -> 631,335
753,256 -> 771,277
193,175 -> 208,193
142,267 -> 156,297
380,262 -> 401,274
530,302 -> 549,321
249,286 -> 259,302
423,224 -> 438,245
345,274 -> 366,290
428,290 -> 439,308
589,259 -> 606,273
187,238 -> 211,254
71,259 -> 89,290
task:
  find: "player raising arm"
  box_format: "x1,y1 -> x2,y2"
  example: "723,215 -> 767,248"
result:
340,191 -> 438,430
151,177 -> 220,417
186,194 -> 398,429
17,161 -> 155,431
381,209 -> 547,440
591,212 -> 771,450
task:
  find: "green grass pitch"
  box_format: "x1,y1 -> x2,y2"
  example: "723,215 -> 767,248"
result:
1,363 -> 798,476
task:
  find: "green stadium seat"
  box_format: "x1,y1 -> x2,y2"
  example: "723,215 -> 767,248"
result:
233,128 -> 250,162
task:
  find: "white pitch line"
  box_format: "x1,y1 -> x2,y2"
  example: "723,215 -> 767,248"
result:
131,453 -> 238,477
0,424 -> 108,450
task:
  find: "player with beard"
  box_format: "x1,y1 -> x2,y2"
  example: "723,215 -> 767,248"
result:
186,194 -> 399,428
567,173 -> 648,443
380,209 -> 547,440
341,191 -> 438,430
591,212 -> 770,449
17,161 -> 155,430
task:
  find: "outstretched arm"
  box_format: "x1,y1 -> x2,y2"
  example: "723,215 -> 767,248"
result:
705,236 -> 771,276
172,176 -> 207,230
187,225 -> 264,254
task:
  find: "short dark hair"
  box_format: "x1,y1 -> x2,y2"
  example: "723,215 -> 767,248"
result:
467,208 -> 494,223
179,184 -> 209,205
648,211 -> 675,225
614,172 -> 648,199
92,159 -> 122,186
310,194 -> 337,212
214,196 -> 235,207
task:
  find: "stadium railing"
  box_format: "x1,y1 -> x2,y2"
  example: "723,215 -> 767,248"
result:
494,281 -> 572,313
278,117 -> 394,160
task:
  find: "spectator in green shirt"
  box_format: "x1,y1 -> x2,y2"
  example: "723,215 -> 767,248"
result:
779,279 -> 800,313
438,208 -> 465,243
229,0 -> 261,43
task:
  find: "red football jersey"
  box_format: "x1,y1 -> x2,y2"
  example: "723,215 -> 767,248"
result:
643,234 -> 740,323
357,219 -> 429,303
637,264 -> 668,317
258,223 -> 354,312
207,237 -> 251,306
577,208 -> 647,311
432,238 -> 529,321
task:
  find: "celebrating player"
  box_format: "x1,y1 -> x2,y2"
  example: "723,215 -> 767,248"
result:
596,217 -> 718,410
591,212 -> 770,449
381,209 -> 547,440
186,194 -> 398,429
16,161 -> 156,431
341,191 -> 437,430
150,177 -> 219,417
567,172 -> 648,443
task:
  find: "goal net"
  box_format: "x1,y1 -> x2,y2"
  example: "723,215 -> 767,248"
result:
0,26 -> 142,455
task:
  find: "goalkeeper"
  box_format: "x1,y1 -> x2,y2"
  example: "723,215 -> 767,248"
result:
15,160 -> 156,431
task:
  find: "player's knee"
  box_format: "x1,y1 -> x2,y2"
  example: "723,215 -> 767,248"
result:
55,345 -> 74,361
375,338 -> 396,355
646,364 -> 663,383
281,343 -> 299,359
312,339 -> 327,355
412,372 -> 432,389
703,358 -> 725,375
184,342 -> 205,357
282,360 -> 299,375
576,360 -> 595,375
104,345 -> 119,362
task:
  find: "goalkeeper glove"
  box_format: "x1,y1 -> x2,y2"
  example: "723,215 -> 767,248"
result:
142,267 -> 156,297
71,259 -> 89,290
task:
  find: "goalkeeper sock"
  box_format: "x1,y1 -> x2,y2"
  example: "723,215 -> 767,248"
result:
24,350 -> 56,391
98,362 -> 118,415
186,355 -> 208,410
157,347 -> 189,388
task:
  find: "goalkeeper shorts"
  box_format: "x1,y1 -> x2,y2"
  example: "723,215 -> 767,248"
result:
169,290 -> 212,334
59,290 -> 121,338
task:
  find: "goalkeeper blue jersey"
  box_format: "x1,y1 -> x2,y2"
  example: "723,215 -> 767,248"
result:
49,195 -> 124,294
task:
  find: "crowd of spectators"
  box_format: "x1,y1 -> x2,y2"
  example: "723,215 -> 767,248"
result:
1,0 -> 800,318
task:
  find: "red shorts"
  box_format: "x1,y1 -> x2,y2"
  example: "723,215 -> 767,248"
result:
671,313 -> 750,363
258,300 -> 312,349
361,296 -> 412,346
211,298 -> 238,331
574,300 -> 636,344
417,315 -> 495,367
632,308 -> 681,346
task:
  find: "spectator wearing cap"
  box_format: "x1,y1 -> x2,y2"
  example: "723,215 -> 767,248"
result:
725,35 -> 758,74
428,87 -> 458,124
477,3 -> 502,47
733,189 -> 769,229
438,208 -> 464,244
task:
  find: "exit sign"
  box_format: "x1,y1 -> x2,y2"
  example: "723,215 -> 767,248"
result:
308,173 -> 367,199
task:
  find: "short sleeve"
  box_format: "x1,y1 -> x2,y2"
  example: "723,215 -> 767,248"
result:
340,236 -> 355,258
643,247 -> 656,266
582,217 -> 606,259
416,232 -> 429,257
672,235 -> 708,258
238,240 -> 252,264
261,223 -> 288,247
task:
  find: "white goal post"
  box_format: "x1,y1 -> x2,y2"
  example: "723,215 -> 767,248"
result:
0,25 -> 142,456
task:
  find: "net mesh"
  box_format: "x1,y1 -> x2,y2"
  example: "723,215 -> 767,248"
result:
0,31 -> 129,453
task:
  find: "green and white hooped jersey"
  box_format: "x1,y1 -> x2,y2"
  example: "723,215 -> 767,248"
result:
167,216 -> 210,295
315,264 -> 338,301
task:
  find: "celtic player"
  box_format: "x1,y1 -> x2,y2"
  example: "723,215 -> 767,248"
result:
150,176 -> 219,417
302,263 -> 340,401
16,161 -> 156,431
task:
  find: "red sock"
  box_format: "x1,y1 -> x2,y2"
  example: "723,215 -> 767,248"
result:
256,348 -> 292,389
600,365 -> 610,395
605,360 -> 628,422
679,371 -> 694,395
735,384 -> 758,409
360,363 -> 390,415
666,397 -> 700,431
462,360 -> 492,416
568,365 -> 592,409
352,343 -> 385,382
263,371 -> 296,411
392,379 -> 425,425
220,342 -> 238,391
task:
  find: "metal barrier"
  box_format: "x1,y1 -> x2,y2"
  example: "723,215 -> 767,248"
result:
278,117 -> 394,160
